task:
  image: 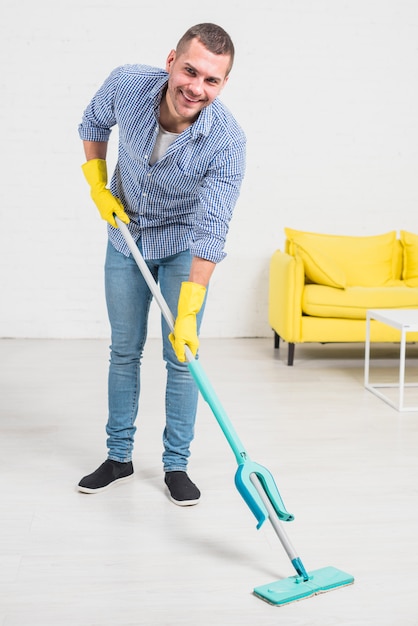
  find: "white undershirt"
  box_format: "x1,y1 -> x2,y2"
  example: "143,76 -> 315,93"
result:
149,125 -> 180,165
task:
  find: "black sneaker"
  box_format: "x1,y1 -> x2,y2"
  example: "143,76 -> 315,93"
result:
78,459 -> 134,493
164,471 -> 201,506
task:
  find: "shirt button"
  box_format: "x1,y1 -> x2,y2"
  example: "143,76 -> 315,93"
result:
142,192 -> 147,197
144,155 -> 148,160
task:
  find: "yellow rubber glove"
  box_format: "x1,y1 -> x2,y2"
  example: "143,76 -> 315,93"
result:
81,159 -> 130,228
169,282 -> 207,362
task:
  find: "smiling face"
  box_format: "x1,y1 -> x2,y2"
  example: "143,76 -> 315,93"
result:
161,37 -> 231,133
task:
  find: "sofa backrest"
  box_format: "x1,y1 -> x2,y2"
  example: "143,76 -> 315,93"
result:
401,230 -> 418,287
284,228 -> 403,288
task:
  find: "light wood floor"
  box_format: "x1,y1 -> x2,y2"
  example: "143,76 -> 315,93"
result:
1,338 -> 418,625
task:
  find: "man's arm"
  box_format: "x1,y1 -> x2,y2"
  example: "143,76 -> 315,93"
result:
81,140 -> 129,228
83,140 -> 108,161
188,257 -> 216,287
169,258 -> 216,362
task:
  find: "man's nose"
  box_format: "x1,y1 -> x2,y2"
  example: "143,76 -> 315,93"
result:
188,76 -> 204,95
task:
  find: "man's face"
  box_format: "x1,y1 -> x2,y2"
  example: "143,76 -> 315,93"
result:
164,38 -> 230,127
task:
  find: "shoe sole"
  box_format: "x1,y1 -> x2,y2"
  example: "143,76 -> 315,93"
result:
167,491 -> 200,507
77,473 -> 134,494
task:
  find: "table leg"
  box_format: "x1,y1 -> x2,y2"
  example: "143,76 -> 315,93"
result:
398,327 -> 406,410
364,314 -> 371,386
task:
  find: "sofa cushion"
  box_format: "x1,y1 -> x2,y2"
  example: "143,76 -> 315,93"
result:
302,284 -> 418,319
400,230 -> 418,286
293,242 -> 346,288
285,228 -> 399,287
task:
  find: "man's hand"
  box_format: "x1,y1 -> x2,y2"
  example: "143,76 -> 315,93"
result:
82,159 -> 130,228
169,282 -> 207,362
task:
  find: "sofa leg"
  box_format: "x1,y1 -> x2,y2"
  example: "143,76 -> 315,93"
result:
287,343 -> 295,366
274,332 -> 280,349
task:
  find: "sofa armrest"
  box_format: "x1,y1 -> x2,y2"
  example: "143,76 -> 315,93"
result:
268,249 -> 304,343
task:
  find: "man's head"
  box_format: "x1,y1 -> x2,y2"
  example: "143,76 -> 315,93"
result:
162,23 -> 234,132
175,23 -> 235,76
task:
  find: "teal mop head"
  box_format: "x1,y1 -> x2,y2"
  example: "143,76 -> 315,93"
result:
253,566 -> 354,606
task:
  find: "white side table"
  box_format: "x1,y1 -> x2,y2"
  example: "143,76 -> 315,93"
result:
364,309 -> 418,411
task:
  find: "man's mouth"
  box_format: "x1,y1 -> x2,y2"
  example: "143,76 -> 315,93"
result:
180,89 -> 202,104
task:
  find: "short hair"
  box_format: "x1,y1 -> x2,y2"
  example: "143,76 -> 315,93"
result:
176,23 -> 235,75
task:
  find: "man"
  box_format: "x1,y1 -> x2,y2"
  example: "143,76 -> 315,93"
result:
77,23 -> 246,505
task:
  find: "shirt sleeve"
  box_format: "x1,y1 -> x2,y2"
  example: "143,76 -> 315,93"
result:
78,67 -> 122,142
190,137 -> 246,263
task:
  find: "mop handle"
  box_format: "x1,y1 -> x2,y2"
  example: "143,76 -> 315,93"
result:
249,474 -> 309,580
115,219 -> 177,333
115,217 -> 248,462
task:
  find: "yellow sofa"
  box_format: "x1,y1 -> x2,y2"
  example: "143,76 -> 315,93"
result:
269,228 -> 418,365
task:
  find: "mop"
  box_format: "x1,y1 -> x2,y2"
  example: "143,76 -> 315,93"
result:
115,217 -> 354,606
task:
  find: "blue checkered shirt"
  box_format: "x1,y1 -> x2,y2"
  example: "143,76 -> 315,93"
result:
78,64 -> 246,262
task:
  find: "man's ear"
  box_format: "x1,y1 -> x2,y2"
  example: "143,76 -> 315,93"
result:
165,49 -> 176,72
216,74 -> 229,95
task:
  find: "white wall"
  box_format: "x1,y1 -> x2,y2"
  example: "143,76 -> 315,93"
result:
1,0 -> 418,339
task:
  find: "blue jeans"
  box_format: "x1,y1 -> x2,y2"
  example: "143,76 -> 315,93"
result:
104,239 -> 206,471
